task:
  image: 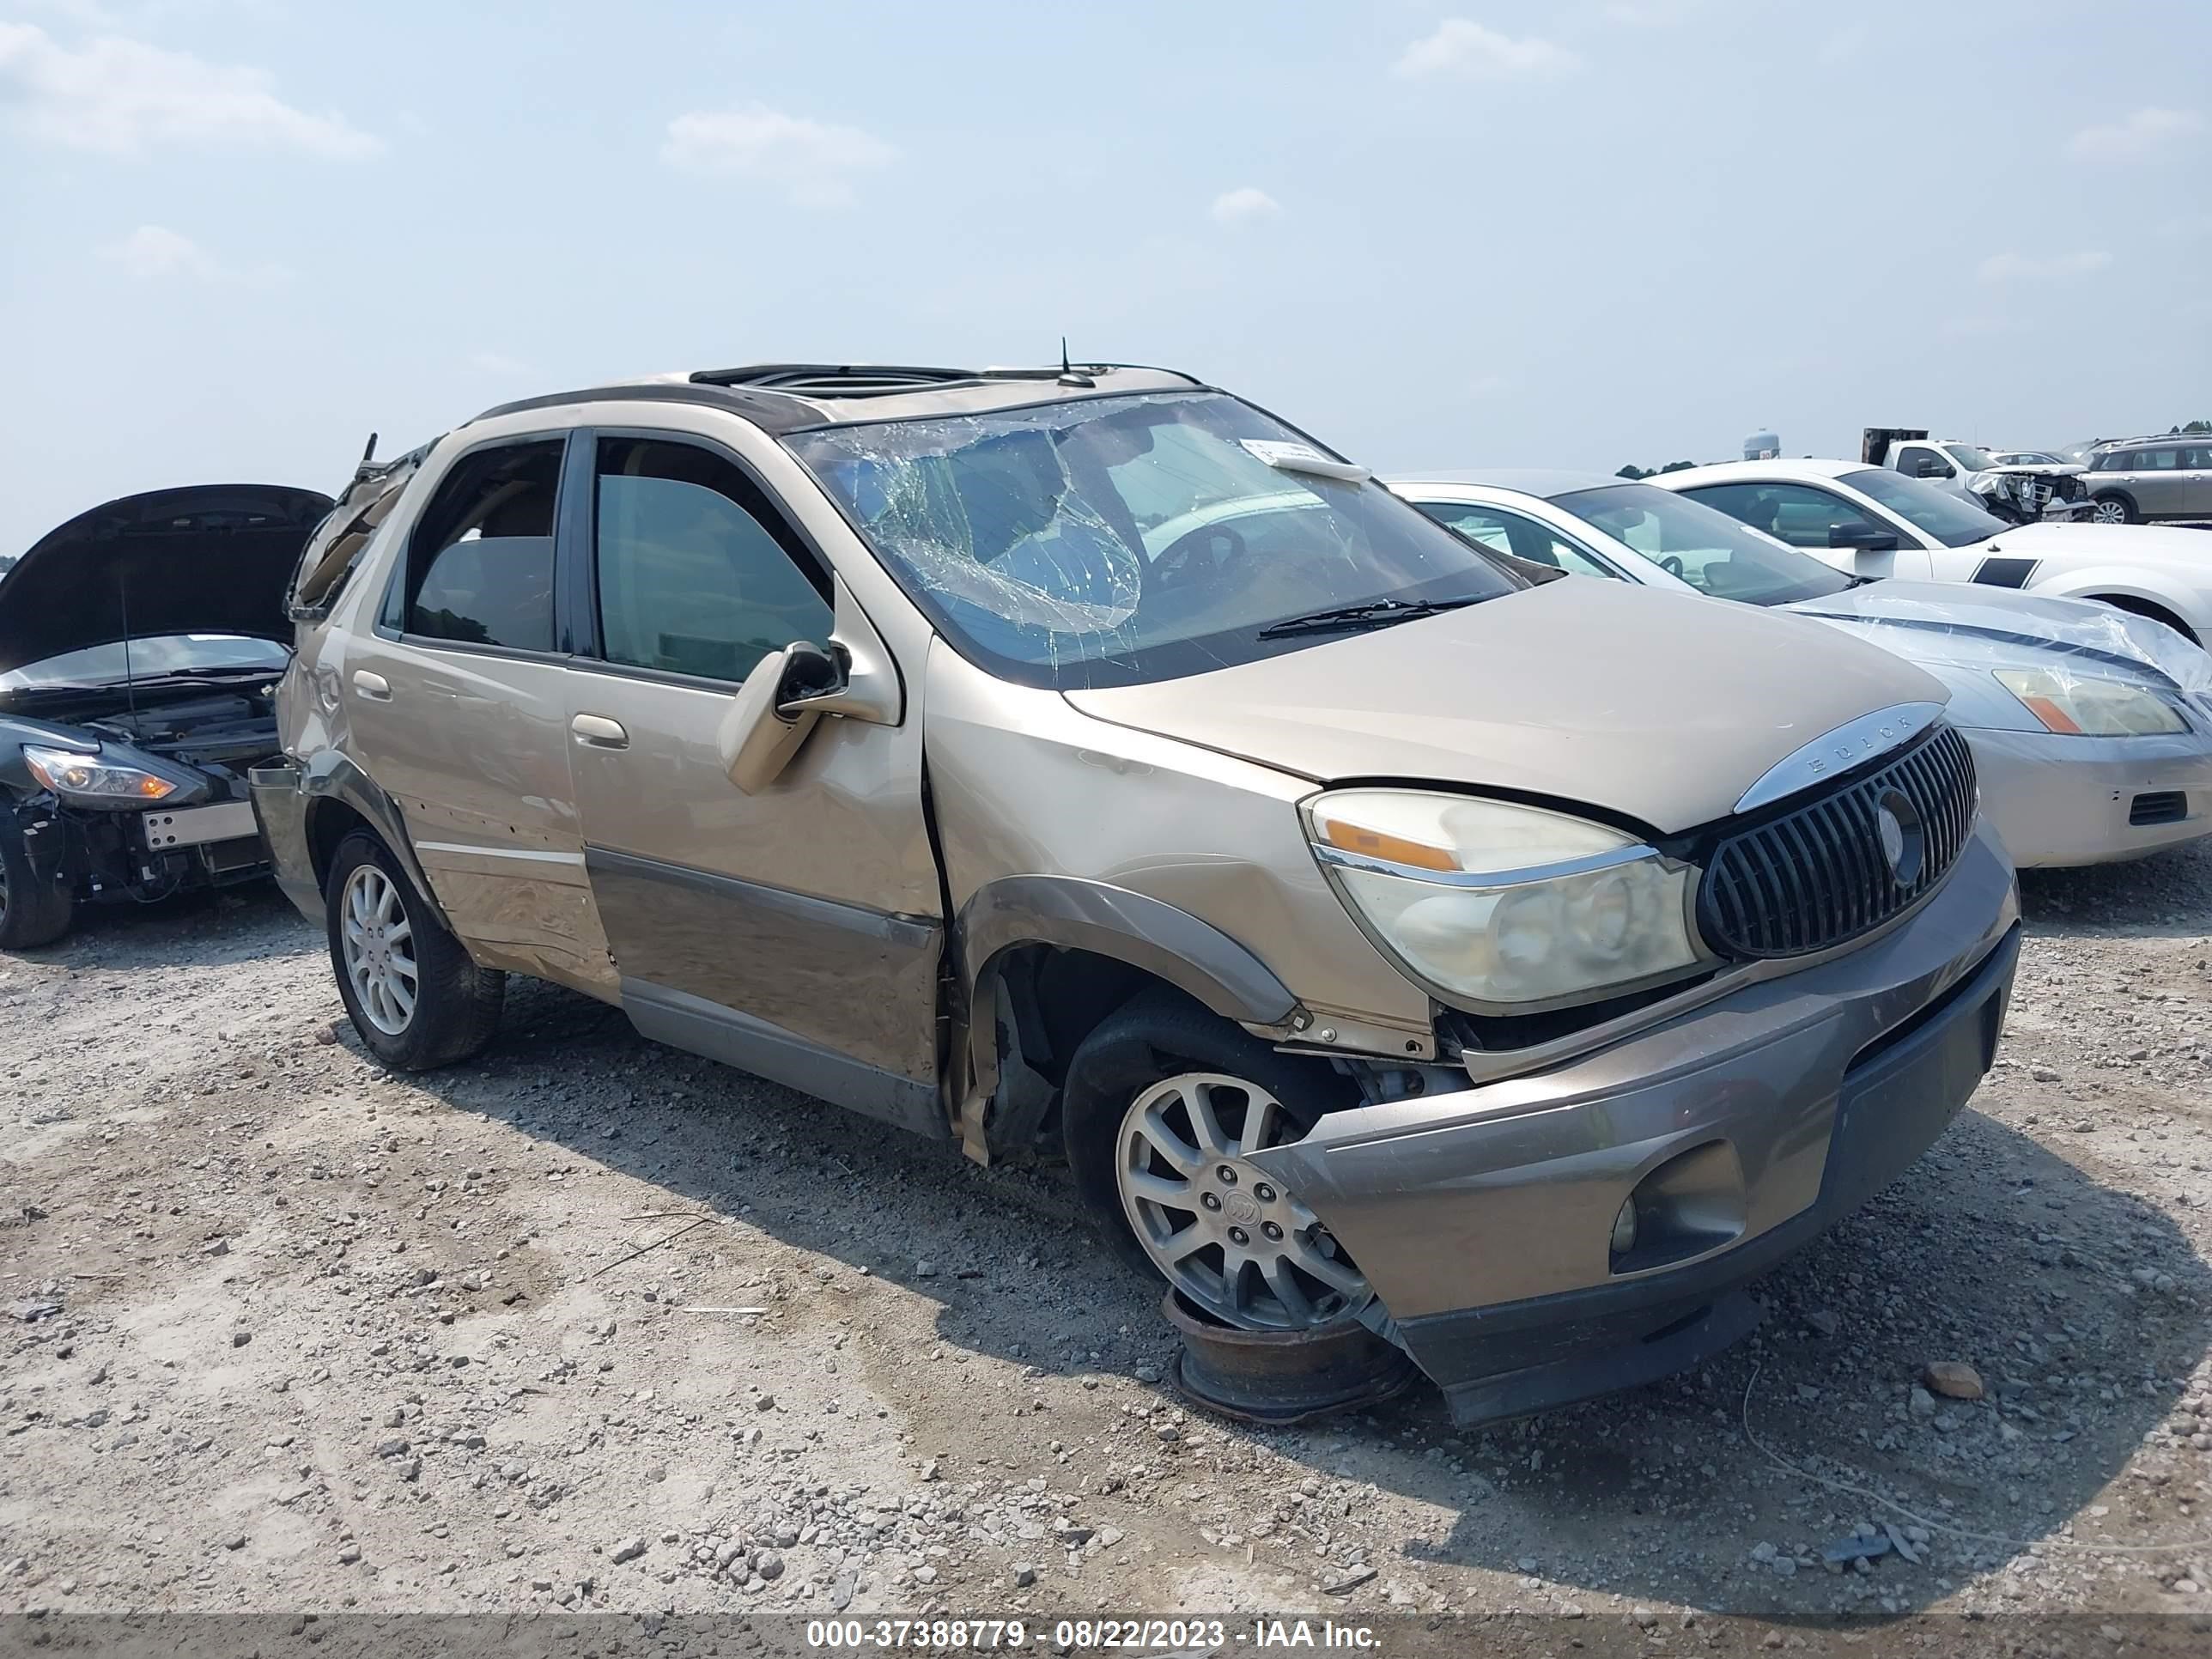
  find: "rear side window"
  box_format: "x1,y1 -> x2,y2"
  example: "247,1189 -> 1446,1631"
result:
592,438 -> 832,684
399,440 -> 565,651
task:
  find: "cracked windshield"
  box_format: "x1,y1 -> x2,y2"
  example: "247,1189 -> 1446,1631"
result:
788,391 -> 1516,687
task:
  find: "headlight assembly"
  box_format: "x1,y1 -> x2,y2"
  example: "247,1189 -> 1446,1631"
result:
1992,669 -> 2188,737
1304,789 -> 1705,1010
21,743 -> 180,803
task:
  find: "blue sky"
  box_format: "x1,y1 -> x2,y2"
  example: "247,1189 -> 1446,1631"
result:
3,0 -> 2207,554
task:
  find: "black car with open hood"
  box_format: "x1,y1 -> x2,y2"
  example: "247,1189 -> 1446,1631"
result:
0,482 -> 332,948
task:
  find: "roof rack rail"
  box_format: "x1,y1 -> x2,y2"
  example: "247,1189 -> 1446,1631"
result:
688,362 -> 1207,399
690,364 -> 988,397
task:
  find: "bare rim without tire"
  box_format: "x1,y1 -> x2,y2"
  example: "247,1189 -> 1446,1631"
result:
1117,1073 -> 1371,1332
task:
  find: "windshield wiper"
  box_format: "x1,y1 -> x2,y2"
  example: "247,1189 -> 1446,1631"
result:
1256,596 -> 1485,639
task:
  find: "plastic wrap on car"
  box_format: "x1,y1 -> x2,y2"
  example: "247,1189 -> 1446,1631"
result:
1789,582 -> 2212,705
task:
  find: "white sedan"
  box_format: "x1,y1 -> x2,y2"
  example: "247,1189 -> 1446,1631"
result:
1390,472 -> 2212,868
1644,459 -> 2212,647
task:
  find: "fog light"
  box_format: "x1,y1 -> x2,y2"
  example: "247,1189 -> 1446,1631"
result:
1610,1199 -> 1638,1256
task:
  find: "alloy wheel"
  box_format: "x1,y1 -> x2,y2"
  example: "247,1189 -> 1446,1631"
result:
1115,1071 -> 1372,1331
340,865 -> 417,1035
2092,499 -> 2128,524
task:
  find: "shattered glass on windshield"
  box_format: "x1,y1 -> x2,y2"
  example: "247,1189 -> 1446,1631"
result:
787,392 -> 1516,689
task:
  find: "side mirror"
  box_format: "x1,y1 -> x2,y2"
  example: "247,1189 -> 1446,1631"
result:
1828,521 -> 1899,552
1913,459 -> 1947,479
719,642 -> 842,793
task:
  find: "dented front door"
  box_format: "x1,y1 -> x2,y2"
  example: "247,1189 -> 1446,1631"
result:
559,428 -> 946,1133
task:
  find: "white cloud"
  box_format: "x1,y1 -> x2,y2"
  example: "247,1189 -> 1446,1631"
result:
1976,249 -> 2112,283
660,105 -> 895,209
1209,186 -> 1281,226
1394,18 -> 1577,80
0,21 -> 380,158
2065,106 -> 2204,161
100,223 -> 289,286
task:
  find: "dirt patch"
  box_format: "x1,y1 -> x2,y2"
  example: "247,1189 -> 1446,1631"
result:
3,863 -> 2210,1631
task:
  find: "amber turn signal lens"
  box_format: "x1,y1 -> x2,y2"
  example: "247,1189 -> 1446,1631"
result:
1319,820 -> 1460,872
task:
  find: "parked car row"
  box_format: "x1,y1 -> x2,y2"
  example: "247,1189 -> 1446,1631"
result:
3,362 -> 2206,1425
1391,472 -> 2212,869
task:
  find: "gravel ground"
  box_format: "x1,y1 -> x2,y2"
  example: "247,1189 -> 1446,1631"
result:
3,846 -> 2210,1644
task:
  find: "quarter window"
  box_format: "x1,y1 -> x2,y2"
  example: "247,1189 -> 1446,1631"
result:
400,440 -> 564,651
592,438 -> 833,684
1678,482 -> 1896,550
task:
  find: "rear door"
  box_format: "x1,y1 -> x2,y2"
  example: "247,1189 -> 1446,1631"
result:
2125,446 -> 2186,516
559,426 -> 945,1133
339,433 -> 615,994
2180,447 -> 2212,519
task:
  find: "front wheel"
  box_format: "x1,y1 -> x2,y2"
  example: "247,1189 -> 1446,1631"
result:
2090,492 -> 2137,526
1062,989 -> 1374,1332
325,831 -> 504,1070
0,814 -> 74,951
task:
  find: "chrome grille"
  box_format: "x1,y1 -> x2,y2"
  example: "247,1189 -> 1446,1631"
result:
1699,724 -> 1977,959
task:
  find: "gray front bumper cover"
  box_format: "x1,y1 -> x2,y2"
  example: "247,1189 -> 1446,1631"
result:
1248,820 -> 2021,1424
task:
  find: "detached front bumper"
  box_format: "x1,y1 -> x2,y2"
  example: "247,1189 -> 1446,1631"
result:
1967,725 -> 2212,866
247,758 -> 323,920
1247,819 -> 2020,1425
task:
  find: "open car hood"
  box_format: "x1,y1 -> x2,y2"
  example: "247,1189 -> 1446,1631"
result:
1065,580 -> 1947,835
0,483 -> 333,675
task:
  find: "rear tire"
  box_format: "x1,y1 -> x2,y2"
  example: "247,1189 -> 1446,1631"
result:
2090,492 -> 2137,526
325,830 -> 503,1070
1061,988 -> 1371,1330
0,812 -> 74,951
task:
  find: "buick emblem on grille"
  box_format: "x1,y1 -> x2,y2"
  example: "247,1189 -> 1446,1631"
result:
1876,789 -> 1924,884
1878,804 -> 1906,872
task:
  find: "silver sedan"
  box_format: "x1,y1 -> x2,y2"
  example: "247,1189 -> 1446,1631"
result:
1392,471 -> 2212,868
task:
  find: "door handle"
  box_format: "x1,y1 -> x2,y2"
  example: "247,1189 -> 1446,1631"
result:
352,670 -> 392,702
570,713 -> 629,750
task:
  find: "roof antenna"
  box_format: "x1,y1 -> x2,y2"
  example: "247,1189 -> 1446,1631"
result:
1056,336 -> 1094,389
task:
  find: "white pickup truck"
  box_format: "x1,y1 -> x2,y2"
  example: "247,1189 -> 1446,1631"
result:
1861,428 -> 2091,524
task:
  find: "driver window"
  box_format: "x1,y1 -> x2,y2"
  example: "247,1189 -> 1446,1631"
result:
1414,502 -> 1620,580
593,438 -> 833,684
1899,446 -> 1949,478
1683,483 -> 1889,550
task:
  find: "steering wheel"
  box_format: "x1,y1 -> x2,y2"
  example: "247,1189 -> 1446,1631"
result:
1152,524 -> 1249,591
1658,555 -> 1686,580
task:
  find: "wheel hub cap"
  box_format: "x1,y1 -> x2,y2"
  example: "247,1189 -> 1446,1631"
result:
1115,1071 -> 1373,1332
339,866 -> 417,1036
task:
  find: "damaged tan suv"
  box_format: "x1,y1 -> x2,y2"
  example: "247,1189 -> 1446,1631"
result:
255,363 -> 2021,1421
